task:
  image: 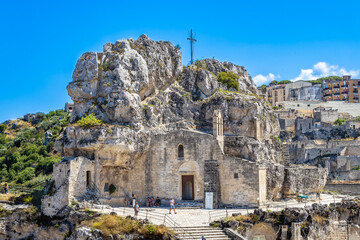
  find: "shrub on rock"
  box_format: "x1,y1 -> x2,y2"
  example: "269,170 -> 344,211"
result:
77,114 -> 102,128
217,71 -> 239,91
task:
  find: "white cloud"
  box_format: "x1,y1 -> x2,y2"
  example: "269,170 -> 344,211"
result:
253,62 -> 360,86
291,62 -> 360,81
253,73 -> 278,85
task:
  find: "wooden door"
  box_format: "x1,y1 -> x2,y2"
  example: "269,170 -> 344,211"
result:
182,175 -> 194,200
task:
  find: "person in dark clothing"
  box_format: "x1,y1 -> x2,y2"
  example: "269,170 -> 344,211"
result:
131,193 -> 136,207
155,196 -> 161,207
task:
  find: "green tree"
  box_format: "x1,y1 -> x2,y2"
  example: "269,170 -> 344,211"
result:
0,134 -> 7,145
269,80 -> 279,85
259,84 -> 267,93
6,151 -> 21,165
334,118 -> 346,126
278,80 -> 292,84
0,167 -> 8,182
36,157 -> 61,174
0,124 -> 6,133
317,76 -> 342,82
17,167 -> 35,183
217,71 -> 239,91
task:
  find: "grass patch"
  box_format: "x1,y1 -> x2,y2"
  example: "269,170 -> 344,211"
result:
224,215 -> 251,223
0,206 -> 13,217
313,214 -> 327,224
84,214 -> 172,238
0,193 -> 17,201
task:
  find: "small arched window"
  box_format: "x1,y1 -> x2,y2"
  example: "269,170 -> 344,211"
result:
178,144 -> 184,159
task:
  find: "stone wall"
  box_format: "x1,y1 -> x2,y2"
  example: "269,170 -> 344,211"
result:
42,156 -> 94,216
144,131 -> 217,203
295,117 -> 314,133
266,164 -> 327,199
279,118 -> 295,131
325,182 -> 360,194
220,156 -> 260,206
145,130 -> 261,206
314,108 -> 339,123
282,166 -> 328,196
298,84 -> 322,101
204,160 -> 220,208
279,101 -> 360,118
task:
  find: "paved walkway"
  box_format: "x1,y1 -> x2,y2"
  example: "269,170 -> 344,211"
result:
89,194 -> 347,227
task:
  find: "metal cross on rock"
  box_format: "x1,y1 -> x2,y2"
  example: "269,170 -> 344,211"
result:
187,29 -> 197,65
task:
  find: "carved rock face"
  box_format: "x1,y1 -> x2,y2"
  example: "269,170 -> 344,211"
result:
67,35 -> 182,124
62,35 -> 280,165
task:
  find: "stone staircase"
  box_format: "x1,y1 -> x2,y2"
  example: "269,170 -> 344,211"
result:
171,226 -> 231,240
176,200 -> 203,209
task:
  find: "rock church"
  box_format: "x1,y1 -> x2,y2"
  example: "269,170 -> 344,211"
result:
42,35 -> 326,216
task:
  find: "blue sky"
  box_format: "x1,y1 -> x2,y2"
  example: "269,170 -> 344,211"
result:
1,0 -> 360,122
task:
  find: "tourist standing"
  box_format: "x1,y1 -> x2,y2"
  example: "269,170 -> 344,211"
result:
131,193 -> 136,207
124,195 -> 130,207
134,202 -> 140,217
169,198 -> 176,214
201,236 -> 206,240
4,183 -> 8,194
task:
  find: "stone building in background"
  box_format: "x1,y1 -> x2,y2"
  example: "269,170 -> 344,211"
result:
323,75 -> 360,102
265,81 -> 314,106
65,102 -> 74,113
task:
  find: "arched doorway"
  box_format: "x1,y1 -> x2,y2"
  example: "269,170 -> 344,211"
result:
179,161 -> 199,200
182,175 -> 194,200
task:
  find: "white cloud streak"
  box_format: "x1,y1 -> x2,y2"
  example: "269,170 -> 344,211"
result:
291,62 -> 360,81
253,62 -> 360,86
253,73 -> 278,85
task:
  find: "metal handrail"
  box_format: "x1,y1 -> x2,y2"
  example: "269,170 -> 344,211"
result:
89,205 -> 197,239
162,214 -> 197,239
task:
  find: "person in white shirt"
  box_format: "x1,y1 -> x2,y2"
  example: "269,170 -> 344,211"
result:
134,202 -> 140,217
169,198 -> 176,214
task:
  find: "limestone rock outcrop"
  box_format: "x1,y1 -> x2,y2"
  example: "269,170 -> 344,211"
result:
62,35 -> 280,165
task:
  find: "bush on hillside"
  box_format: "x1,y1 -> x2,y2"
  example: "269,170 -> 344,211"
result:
77,114 -> 102,128
17,167 -> 35,184
0,124 -> 6,133
269,80 -> 279,85
217,71 -> 239,91
278,80 -> 292,84
334,118 -> 346,126
0,109 -> 69,186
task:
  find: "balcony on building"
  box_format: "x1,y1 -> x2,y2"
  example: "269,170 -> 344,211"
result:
333,84 -> 340,88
